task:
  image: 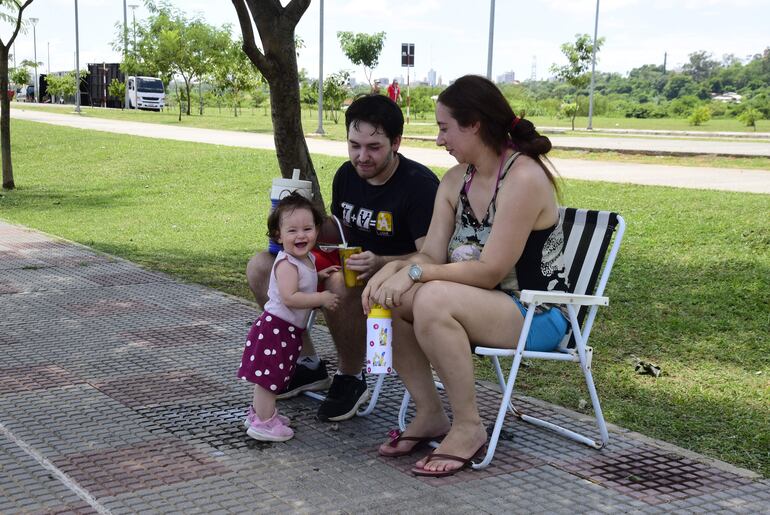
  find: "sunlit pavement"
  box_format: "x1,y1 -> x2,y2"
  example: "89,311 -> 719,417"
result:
1,221 -> 768,513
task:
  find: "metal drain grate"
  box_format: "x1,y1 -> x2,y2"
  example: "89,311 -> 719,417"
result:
557,445 -> 752,505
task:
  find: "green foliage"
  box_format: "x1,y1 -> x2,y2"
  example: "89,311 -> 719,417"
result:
683,50 -> 720,82
738,107 -> 761,130
667,95 -> 700,117
210,34 -> 262,118
558,102 -> 578,119
9,66 -> 29,87
117,1 -> 231,116
624,103 -> 666,119
551,34 -> 604,90
107,79 -> 126,108
688,105 -> 712,126
45,70 -> 89,100
551,33 -> 605,129
337,31 -> 386,88
322,70 -> 350,124
252,87 -> 268,109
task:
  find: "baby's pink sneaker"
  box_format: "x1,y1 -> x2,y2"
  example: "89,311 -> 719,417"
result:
246,409 -> 294,442
244,406 -> 290,429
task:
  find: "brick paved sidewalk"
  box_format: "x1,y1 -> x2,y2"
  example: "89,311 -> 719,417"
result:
1,221 -> 768,514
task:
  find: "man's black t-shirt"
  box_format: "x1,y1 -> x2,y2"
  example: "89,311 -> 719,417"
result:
331,154 -> 439,256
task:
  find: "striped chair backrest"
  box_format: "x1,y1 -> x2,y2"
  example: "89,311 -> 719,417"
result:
559,207 -> 622,349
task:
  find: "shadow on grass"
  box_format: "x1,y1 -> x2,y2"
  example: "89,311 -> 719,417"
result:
88,240 -> 254,299
1,188 -> 138,211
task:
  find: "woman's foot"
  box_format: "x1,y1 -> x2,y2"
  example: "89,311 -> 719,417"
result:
413,422 -> 487,474
378,412 -> 451,457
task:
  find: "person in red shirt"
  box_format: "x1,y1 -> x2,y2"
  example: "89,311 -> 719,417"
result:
387,79 -> 401,104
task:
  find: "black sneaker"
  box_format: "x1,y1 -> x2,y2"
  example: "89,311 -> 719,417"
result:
276,360 -> 332,400
316,372 -> 370,422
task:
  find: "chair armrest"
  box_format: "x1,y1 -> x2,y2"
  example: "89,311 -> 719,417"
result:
520,290 -> 609,307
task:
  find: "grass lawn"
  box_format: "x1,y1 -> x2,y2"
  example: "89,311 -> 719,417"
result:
15,101 -> 770,136
15,103 -> 770,172
2,119 -> 769,477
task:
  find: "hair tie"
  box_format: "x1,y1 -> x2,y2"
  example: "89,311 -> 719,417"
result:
510,116 -> 521,130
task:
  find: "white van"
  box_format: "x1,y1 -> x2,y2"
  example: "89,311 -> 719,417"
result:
127,76 -> 165,111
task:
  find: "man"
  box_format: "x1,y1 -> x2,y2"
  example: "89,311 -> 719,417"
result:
387,79 -> 401,104
246,94 -> 439,422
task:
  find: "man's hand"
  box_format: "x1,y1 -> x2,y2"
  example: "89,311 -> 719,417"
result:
343,250 -> 382,280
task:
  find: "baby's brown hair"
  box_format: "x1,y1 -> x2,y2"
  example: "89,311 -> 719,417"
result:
266,192 -> 325,241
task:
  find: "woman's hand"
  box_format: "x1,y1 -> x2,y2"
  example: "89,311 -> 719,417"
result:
362,260 -> 403,313
362,266 -> 415,313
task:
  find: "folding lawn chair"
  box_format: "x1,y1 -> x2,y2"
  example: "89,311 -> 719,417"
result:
398,207 -> 626,469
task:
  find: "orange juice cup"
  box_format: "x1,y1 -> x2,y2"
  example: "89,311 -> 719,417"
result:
339,246 -> 364,287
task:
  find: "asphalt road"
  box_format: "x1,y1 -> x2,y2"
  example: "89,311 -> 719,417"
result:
11,107 -> 770,194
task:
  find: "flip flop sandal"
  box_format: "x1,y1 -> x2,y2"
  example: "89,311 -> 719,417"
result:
378,428 -> 446,458
411,444 -> 486,477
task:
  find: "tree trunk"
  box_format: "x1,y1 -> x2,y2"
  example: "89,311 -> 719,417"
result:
184,77 -> 192,116
232,0 -> 324,210
0,47 -> 13,189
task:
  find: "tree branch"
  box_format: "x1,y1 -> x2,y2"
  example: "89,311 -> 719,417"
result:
232,0 -> 270,74
1,0 -> 34,50
284,0 -> 311,25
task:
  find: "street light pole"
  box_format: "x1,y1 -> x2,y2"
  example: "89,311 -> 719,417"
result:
587,0 -> 600,130
129,4 -> 138,54
30,17 -> 38,102
122,0 -> 129,109
315,0 -> 324,135
74,0 -> 80,114
47,42 -> 50,75
486,0 -> 495,80
122,0 -> 128,56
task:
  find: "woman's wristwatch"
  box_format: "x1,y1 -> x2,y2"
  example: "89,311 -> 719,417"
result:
407,264 -> 423,282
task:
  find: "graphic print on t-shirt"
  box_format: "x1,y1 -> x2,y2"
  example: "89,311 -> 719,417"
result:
341,202 -> 394,237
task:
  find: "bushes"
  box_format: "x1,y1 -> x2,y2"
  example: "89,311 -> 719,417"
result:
624,103 -> 666,119
738,108 -> 762,130
688,105 -> 712,126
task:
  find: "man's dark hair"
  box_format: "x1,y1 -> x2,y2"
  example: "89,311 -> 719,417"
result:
345,94 -> 404,144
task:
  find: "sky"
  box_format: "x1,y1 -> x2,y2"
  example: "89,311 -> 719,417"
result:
5,0 -> 769,85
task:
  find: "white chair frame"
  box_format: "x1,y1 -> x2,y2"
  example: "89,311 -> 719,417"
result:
398,209 -> 626,469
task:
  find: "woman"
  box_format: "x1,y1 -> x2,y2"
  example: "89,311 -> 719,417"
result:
362,75 -> 569,477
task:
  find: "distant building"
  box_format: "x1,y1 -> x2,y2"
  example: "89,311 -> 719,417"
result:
377,77 -> 390,87
712,92 -> 742,103
496,71 -> 516,84
427,69 -> 437,87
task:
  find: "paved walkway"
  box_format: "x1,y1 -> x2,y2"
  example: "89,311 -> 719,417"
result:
11,107 -> 770,194
1,221 -> 768,513
406,133 -> 770,157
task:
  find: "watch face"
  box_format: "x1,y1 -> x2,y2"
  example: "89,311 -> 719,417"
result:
409,264 -> 421,281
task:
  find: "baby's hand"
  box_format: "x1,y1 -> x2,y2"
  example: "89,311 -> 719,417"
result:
320,290 -> 340,311
317,265 -> 342,280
